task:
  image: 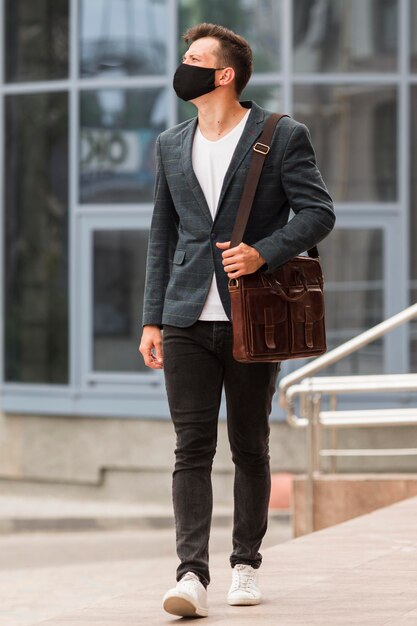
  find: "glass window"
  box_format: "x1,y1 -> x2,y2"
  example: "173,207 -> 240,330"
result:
242,85 -> 282,111
5,93 -> 69,383
5,0 -> 69,83
410,87 -> 417,372
293,0 -> 398,73
93,230 -> 148,373
178,0 -> 281,73
79,0 -> 168,78
319,229 -> 384,375
293,85 -> 397,202
80,88 -> 167,204
412,0 -> 417,72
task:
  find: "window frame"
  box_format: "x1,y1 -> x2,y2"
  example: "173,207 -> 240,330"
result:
0,0 -> 414,418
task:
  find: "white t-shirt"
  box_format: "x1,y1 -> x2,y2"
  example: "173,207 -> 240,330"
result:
192,109 -> 250,321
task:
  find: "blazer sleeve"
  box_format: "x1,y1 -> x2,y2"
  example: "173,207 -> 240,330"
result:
252,122 -> 335,272
142,136 -> 179,327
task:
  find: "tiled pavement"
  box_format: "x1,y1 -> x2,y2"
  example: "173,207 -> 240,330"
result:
1,495 -> 417,625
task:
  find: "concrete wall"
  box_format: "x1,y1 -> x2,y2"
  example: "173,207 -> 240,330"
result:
293,474 -> 417,537
1,412 -> 417,505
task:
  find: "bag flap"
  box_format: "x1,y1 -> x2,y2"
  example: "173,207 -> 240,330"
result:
270,256 -> 323,287
291,288 -> 325,322
246,290 -> 287,324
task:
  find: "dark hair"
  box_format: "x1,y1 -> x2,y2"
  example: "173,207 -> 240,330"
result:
183,23 -> 253,96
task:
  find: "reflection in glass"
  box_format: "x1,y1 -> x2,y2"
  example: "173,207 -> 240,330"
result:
319,229 -> 384,375
80,88 -> 167,203
93,230 -> 149,373
293,85 -> 397,202
412,0 -> 417,72
410,87 -> 417,372
5,93 -> 69,383
178,0 -> 281,73
241,85 -> 282,111
5,0 -> 69,82
80,0 -> 168,77
294,0 -> 398,73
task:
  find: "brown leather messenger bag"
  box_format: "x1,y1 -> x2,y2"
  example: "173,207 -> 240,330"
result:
228,113 -> 327,363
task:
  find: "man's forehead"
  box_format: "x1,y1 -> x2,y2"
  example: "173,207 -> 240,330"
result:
187,37 -> 219,58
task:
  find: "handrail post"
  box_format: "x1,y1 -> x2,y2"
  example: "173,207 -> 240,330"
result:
305,392 -> 314,533
313,395 -> 322,474
329,394 -> 338,473
305,392 -> 322,534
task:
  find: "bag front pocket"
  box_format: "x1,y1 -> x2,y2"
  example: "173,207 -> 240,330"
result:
289,287 -> 325,354
245,289 -> 290,357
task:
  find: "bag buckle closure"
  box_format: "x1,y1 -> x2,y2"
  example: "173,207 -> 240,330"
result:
253,142 -> 270,155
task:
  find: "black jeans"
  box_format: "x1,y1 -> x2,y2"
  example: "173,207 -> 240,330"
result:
162,321 -> 279,588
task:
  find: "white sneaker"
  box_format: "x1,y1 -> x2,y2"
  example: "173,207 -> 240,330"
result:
227,564 -> 262,606
163,571 -> 208,618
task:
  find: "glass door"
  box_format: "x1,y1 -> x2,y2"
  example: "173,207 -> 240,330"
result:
279,212 -> 408,380
79,213 -> 163,390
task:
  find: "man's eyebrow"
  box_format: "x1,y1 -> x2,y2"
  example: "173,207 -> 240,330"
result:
183,52 -> 201,60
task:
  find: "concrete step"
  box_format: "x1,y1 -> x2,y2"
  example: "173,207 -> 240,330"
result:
0,495 -> 290,534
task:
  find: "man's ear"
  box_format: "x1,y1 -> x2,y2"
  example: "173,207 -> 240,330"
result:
218,67 -> 235,88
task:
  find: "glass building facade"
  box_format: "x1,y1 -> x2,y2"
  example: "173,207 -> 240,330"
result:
0,0 -> 416,417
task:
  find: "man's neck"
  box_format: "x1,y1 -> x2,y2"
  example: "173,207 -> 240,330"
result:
195,96 -> 248,141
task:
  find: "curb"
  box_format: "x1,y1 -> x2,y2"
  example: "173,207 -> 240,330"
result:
0,509 -> 290,534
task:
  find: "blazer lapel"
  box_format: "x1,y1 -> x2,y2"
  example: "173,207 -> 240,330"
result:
216,101 -> 266,217
181,118 -> 213,225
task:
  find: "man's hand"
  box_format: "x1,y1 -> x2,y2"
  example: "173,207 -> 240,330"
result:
139,325 -> 163,369
216,241 -> 266,278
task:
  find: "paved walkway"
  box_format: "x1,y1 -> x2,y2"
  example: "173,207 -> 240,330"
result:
1,495 -> 417,625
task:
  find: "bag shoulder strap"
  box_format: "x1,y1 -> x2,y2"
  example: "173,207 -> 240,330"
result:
229,112 -> 319,259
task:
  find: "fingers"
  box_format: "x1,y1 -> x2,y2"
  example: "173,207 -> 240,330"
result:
225,266 -> 245,279
139,329 -> 163,369
227,269 -> 244,279
154,338 -> 164,366
143,353 -> 163,369
218,242 -> 248,259
218,242 -> 263,276
215,241 -> 230,250
139,346 -> 163,369
221,251 -> 245,277
223,261 -> 241,274
216,242 -> 245,275
222,249 -> 245,272
219,245 -> 239,258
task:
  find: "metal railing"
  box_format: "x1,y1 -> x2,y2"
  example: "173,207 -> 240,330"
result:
279,303 -> 417,533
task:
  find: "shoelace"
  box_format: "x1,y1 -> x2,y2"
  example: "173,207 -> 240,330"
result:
180,572 -> 201,588
231,565 -> 256,591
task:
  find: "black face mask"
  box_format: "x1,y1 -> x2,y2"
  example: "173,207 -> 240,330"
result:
173,63 -> 225,102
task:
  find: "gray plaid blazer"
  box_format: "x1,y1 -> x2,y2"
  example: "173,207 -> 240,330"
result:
143,101 -> 335,327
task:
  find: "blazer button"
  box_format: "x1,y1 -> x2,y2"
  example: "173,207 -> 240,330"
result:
211,232 -> 217,240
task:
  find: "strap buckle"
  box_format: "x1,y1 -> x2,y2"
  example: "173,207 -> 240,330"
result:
253,142 -> 270,155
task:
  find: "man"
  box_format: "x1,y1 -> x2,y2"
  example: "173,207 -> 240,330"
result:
139,23 -> 335,618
